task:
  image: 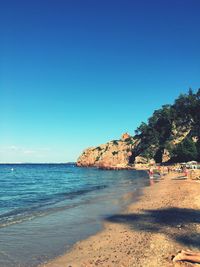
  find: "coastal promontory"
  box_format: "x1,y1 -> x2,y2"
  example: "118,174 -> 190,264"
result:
77,89 -> 200,168
77,133 -> 142,168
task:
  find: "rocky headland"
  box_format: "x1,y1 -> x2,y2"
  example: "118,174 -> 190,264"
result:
77,133 -> 141,169
77,89 -> 200,169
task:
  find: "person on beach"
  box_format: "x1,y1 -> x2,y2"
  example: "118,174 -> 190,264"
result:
184,167 -> 188,178
173,249 -> 200,264
149,167 -> 154,179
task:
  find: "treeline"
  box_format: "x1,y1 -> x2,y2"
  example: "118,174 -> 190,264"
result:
134,89 -> 200,163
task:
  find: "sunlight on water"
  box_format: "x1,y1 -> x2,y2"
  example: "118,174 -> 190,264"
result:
0,164 -> 149,267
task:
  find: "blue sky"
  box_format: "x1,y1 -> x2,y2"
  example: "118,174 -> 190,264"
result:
0,0 -> 200,162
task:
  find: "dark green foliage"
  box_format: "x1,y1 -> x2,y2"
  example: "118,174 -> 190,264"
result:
112,151 -> 118,156
112,140 -> 119,145
125,137 -> 134,145
171,137 -> 198,162
154,149 -> 163,163
140,146 -> 156,160
134,88 -> 200,163
96,156 -> 101,161
104,146 -> 109,152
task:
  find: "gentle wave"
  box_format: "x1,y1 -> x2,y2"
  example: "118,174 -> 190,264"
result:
0,164 -> 150,267
0,184 -> 107,228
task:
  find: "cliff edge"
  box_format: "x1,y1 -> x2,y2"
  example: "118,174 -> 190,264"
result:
77,133 -> 144,169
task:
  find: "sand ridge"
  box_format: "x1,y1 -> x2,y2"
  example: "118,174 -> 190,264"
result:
41,173 -> 200,267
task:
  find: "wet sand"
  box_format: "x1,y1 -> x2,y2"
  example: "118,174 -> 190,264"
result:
41,172 -> 200,267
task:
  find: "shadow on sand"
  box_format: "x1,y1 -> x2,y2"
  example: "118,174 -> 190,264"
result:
105,208 -> 200,248
171,176 -> 187,181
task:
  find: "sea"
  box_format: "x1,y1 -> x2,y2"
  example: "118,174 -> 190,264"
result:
0,164 -> 150,267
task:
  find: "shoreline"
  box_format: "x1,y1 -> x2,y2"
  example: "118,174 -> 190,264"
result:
41,172 -> 200,267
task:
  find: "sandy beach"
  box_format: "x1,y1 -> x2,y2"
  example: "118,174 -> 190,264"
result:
41,172 -> 200,267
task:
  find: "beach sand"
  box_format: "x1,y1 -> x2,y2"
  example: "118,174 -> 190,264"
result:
41,172 -> 200,267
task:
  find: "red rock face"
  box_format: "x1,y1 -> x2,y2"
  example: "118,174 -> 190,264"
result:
77,136 -> 137,169
121,133 -> 131,140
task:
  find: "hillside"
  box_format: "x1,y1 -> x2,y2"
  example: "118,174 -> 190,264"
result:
77,89 -> 200,168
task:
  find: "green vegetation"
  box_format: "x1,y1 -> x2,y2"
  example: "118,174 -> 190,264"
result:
112,151 -> 118,156
104,146 -> 109,152
112,140 -> 119,145
96,156 -> 101,161
171,137 -> 198,162
134,88 -> 200,163
96,146 -> 103,151
125,137 -> 134,145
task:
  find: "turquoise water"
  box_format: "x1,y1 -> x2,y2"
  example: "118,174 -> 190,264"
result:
0,164 -> 149,267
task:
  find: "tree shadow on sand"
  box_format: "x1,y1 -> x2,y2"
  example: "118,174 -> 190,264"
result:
105,208 -> 200,248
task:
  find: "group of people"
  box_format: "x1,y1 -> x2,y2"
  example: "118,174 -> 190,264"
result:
148,165 -> 190,179
148,165 -> 172,177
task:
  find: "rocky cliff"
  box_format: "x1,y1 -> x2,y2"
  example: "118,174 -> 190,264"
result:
77,132 -> 156,169
77,89 -> 200,168
77,122 -> 195,169
77,127 -> 193,169
77,133 -> 140,168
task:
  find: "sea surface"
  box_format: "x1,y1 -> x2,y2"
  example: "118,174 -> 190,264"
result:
0,164 -> 150,267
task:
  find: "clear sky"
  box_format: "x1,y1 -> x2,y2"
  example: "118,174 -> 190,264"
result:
0,0 -> 200,163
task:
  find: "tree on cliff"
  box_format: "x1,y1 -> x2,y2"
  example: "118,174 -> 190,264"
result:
171,137 -> 198,162
77,88 -> 200,166
134,88 -> 200,163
